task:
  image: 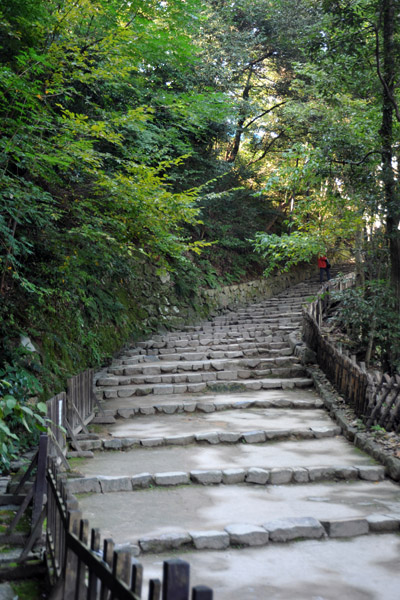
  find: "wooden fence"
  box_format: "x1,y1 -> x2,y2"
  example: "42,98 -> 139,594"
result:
46,458 -> 213,600
45,374 -> 213,598
47,369 -> 113,461
0,433 -> 48,571
66,369 -> 96,435
303,273 -> 400,432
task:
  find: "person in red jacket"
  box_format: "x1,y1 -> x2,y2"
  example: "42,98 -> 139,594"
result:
318,255 -> 331,282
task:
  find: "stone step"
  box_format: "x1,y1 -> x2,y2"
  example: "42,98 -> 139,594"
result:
177,323 -> 300,336
69,433 -> 376,478
210,309 -> 303,317
197,316 -> 302,326
67,464 -> 386,494
76,479 -> 400,554
139,344 -> 294,361
116,341 -> 291,364
133,327 -> 299,351
135,515 -> 400,554
105,406 -> 336,439
104,356 -> 303,379
94,388 -> 325,418
118,341 -> 292,360
215,310 -> 303,319
75,424 -> 342,451
131,333 -> 294,347
136,534 -> 399,599
96,376 -> 314,399
107,366 -> 303,384
115,346 -> 294,366
125,334 -> 292,347
99,366 -> 307,389
171,317 -> 302,329
102,397 -> 325,419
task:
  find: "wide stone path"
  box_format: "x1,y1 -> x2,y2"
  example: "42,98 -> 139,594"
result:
69,277 -> 400,599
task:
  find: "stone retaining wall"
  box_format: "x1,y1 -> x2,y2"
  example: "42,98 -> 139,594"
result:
201,263 -> 317,312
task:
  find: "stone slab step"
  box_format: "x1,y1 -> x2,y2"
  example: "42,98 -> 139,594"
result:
133,334 -> 297,355
125,336 -> 292,351
99,364 -> 306,387
194,317 -> 302,327
66,436 -> 377,478
94,388 -> 323,415
141,322 -> 299,337
212,316 -> 302,327
137,534 -> 400,599
135,516 -> 398,554
115,347 -> 294,367
106,355 -> 301,378
131,330 -> 294,344
104,407 -> 334,440
172,324 -> 300,337
96,377 -> 314,399
77,425 -> 342,450
97,394 -> 324,418
76,479 -> 400,549
67,464 -> 386,494
216,306 -> 304,314
147,346 -> 294,361
204,316 -> 302,325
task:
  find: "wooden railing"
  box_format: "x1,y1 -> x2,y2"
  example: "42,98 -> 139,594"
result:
45,373 -> 214,599
66,369 -> 96,435
303,273 -> 400,432
305,272 -> 356,329
46,369 -> 111,461
46,458 -> 213,600
0,433 -> 48,569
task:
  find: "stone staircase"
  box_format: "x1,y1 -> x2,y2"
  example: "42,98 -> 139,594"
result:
69,275 -> 400,599
94,281 -> 319,404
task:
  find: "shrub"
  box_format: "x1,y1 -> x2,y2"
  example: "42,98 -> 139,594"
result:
331,279 -> 400,373
0,365 -> 47,473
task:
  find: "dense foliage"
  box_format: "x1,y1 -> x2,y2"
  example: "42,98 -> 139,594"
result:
1,0 -> 399,468
330,280 -> 400,373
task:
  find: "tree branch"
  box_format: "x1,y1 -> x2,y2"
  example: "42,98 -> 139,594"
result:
246,52 -> 274,68
247,131 -> 284,166
329,150 -> 383,166
243,102 -> 288,130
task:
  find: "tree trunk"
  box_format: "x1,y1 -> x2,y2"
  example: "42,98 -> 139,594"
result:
225,69 -> 252,163
380,0 -> 400,308
354,228 -> 365,286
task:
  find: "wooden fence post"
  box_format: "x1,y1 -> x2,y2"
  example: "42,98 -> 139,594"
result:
149,579 -> 161,600
162,559 -> 190,600
76,519 -> 89,599
100,538 -> 115,600
88,528 -> 102,600
131,559 -> 143,597
32,433 -> 48,527
64,509 -> 82,600
113,549 -> 132,588
192,586 -> 213,600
